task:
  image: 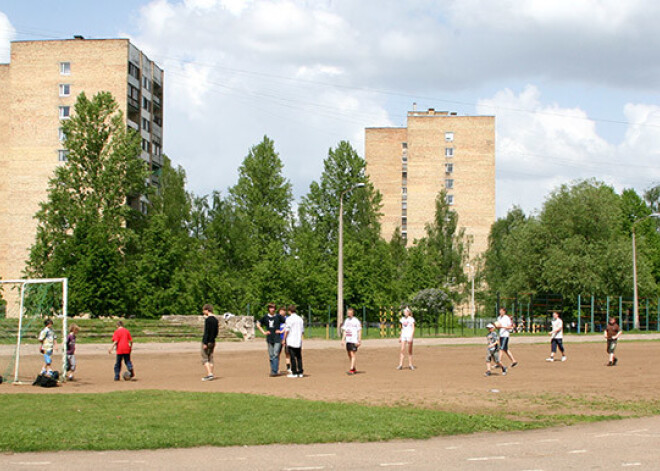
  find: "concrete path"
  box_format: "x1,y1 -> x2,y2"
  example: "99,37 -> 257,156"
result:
1,415 -> 658,470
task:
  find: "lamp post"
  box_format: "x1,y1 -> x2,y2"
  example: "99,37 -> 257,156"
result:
337,182 -> 365,334
466,263 -> 475,320
632,213 -> 660,330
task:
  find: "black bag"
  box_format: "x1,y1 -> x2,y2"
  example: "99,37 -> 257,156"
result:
33,373 -> 58,388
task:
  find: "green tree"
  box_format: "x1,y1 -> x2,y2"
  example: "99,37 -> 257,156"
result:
26,91 -> 148,316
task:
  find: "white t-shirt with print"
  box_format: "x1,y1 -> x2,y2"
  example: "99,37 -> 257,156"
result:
342,317 -> 362,344
400,316 -> 415,340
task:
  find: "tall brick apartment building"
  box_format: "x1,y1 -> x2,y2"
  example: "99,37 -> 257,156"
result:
0,38 -> 164,284
365,108 -> 495,259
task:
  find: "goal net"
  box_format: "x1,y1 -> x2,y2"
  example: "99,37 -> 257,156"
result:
0,278 -> 68,384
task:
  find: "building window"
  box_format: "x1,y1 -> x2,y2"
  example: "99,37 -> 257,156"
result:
445,179 -> 454,189
402,201 -> 407,210
141,138 -> 150,152
445,147 -> 454,157
142,97 -> 150,111
58,127 -> 66,142
58,150 -> 69,162
143,76 -> 151,90
128,61 -> 140,80
445,163 -> 453,174
446,194 -> 454,205
401,217 -> 407,230
142,118 -> 151,132
402,151 -> 408,162
402,231 -> 407,240
445,132 -> 454,142
60,62 -> 70,75
153,143 -> 161,156
59,84 -> 70,97
59,106 -> 70,119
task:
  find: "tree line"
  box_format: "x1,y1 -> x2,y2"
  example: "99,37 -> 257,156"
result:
18,92 -> 660,319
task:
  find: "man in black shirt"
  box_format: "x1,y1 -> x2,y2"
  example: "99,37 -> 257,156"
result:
257,303 -> 286,377
201,304 -> 219,381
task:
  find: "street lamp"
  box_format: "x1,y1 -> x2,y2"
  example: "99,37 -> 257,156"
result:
632,212 -> 660,330
337,182 -> 365,333
466,263 -> 475,320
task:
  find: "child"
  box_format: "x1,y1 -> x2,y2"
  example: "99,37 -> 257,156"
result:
108,321 -> 134,381
546,311 -> 566,362
284,305 -> 304,378
485,323 -> 507,376
66,324 -> 79,381
38,319 -> 57,377
605,317 -> 622,366
397,307 -> 416,370
279,306 -> 291,374
341,307 -> 362,375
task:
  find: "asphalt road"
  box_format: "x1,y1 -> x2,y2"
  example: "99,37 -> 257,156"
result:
1,415 -> 658,470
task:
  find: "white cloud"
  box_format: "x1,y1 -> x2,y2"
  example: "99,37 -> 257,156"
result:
0,12 -> 16,63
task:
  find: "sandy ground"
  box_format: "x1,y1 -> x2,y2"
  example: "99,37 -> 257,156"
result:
2,335 -> 658,415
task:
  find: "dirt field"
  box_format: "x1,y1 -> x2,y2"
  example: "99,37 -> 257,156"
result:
2,338 -> 659,416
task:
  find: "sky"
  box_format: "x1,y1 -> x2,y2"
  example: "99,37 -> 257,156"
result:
1,0 -> 659,218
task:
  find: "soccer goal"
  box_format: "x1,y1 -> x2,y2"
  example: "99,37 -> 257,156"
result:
0,278 -> 68,384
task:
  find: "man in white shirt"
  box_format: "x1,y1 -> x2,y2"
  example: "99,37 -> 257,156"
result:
283,305 -> 305,378
341,307 -> 362,375
497,308 -> 518,367
546,311 -> 566,362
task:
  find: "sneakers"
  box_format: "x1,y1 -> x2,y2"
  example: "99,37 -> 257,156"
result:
561,356 -> 567,362
202,375 -> 214,381
347,369 -> 357,375
613,357 -> 618,366
297,374 -> 304,378
269,372 -> 278,377
409,365 -> 416,371
607,361 -> 613,366
396,365 -> 403,370
546,357 -> 554,362
502,366 -> 508,376
287,373 -> 297,378
485,371 -> 492,376
511,362 -> 518,367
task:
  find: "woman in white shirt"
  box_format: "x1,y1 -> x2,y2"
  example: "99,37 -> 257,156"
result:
397,307 -> 416,370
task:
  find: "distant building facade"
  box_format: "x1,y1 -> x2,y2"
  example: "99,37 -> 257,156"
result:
365,108 -> 495,259
0,38 -> 164,284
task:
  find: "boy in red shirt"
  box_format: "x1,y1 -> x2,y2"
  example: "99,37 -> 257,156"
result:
108,321 -> 135,381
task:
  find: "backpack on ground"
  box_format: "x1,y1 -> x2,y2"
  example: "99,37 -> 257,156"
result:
33,372 -> 59,388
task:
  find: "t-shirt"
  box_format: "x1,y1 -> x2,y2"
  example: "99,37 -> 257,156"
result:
551,318 -> 563,339
498,314 -> 512,338
112,327 -> 132,355
258,314 -> 286,344
38,327 -> 55,350
285,313 -> 304,348
202,315 -> 219,345
400,316 -> 415,338
487,331 -> 499,352
606,323 -> 620,340
342,317 -> 362,344
66,333 -> 76,355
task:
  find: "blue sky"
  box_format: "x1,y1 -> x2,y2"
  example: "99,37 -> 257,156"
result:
1,0 -> 659,218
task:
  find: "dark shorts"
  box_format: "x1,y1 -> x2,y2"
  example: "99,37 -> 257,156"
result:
551,338 -> 564,353
202,342 -> 215,364
346,343 -> 359,352
607,339 -> 618,354
499,337 -> 510,351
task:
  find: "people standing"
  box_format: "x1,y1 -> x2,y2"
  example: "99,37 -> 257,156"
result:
497,308 -> 518,367
341,307 -> 362,375
257,303 -> 286,377
605,317 -> 622,366
65,324 -> 79,381
546,311 -> 566,362
201,304 -> 219,381
284,305 -> 304,378
108,321 -> 134,381
397,307 -> 416,370
279,306 -> 291,374
485,323 -> 507,376
38,319 -> 57,377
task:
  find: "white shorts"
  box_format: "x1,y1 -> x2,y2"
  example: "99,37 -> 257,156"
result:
400,335 -> 413,343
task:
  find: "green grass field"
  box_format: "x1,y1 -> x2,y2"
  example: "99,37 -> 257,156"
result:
0,390 -> 627,453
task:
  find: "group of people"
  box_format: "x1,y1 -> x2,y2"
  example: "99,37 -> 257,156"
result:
33,304 -> 624,384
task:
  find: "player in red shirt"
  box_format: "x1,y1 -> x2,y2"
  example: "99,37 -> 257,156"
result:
108,321 -> 135,381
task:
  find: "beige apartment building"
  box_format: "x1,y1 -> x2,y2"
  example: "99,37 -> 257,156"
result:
0,37 -> 164,286
365,108 -> 495,259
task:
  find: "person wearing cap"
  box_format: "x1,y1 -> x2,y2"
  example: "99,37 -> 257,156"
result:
485,323 -> 507,377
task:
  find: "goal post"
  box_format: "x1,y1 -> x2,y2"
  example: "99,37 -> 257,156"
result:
0,278 -> 68,384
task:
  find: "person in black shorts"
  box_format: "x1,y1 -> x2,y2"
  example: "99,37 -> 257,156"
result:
201,304 -> 218,381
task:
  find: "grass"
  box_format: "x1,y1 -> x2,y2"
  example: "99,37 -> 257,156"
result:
0,390 -> 623,453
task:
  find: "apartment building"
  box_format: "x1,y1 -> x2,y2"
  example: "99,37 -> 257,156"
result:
0,37 -> 164,284
365,108 -> 495,259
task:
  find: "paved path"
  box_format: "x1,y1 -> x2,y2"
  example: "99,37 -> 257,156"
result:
1,415 -> 658,470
